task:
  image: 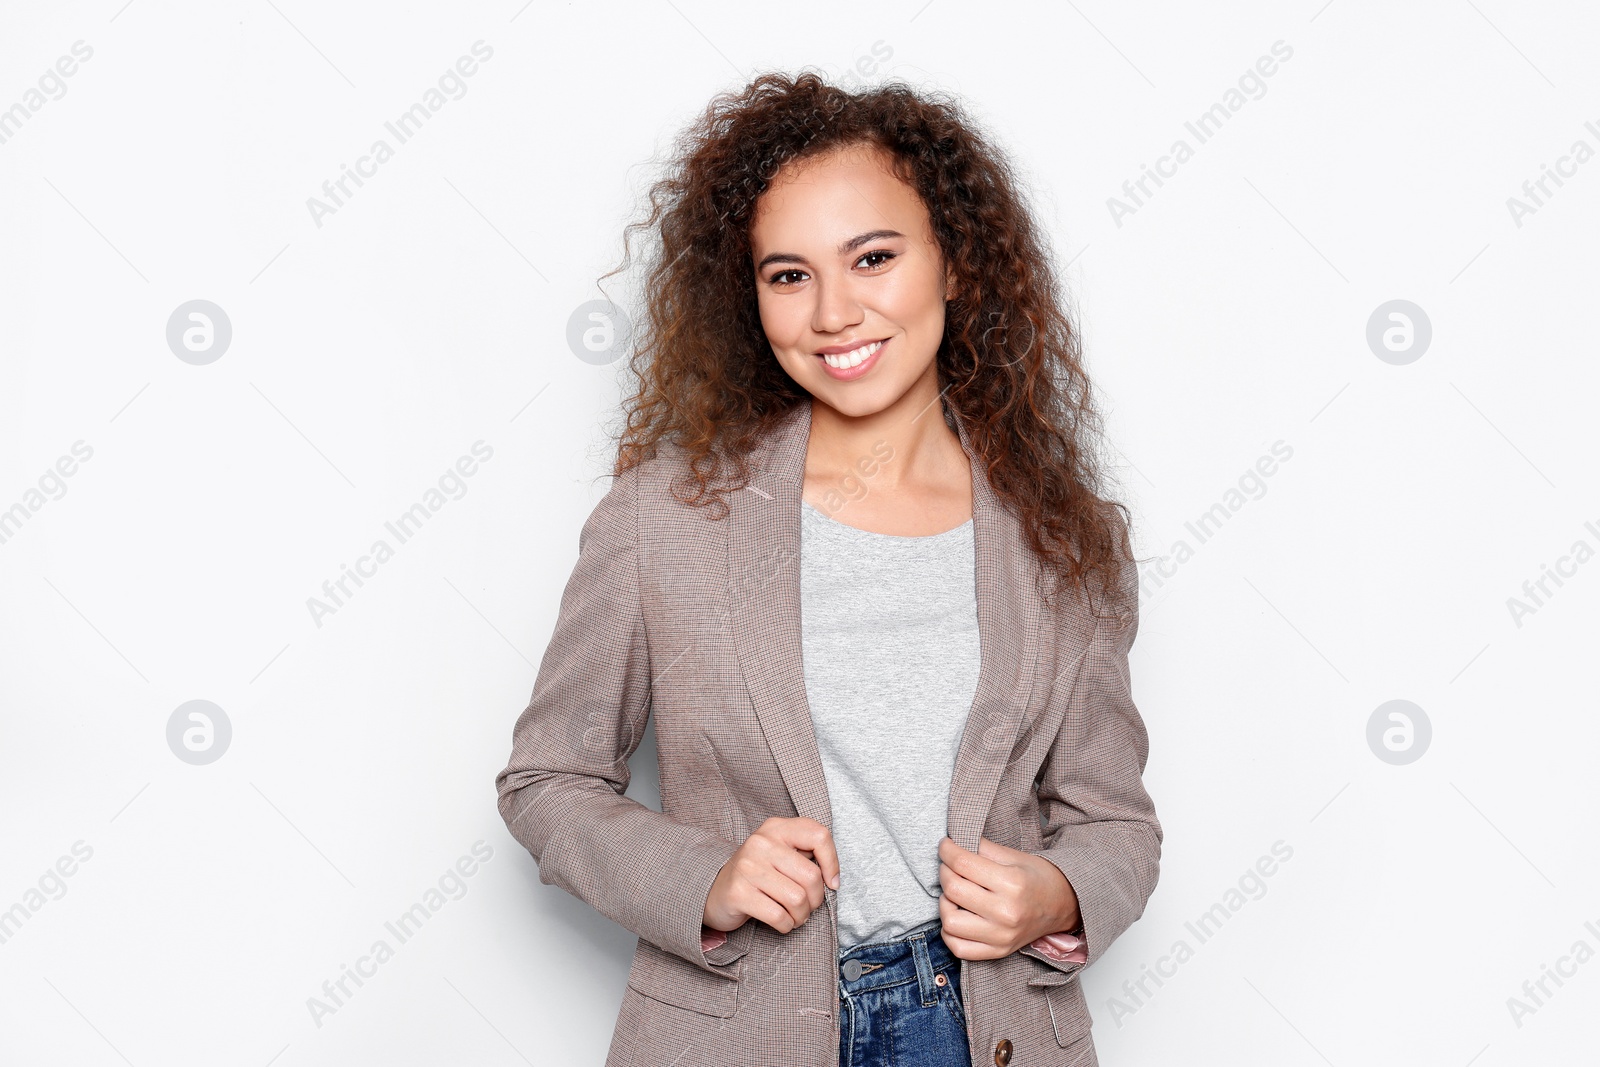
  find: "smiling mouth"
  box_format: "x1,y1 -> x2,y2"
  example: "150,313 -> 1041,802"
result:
816,339 -> 886,369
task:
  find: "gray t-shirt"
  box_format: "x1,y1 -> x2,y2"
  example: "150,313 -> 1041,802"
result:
799,498 -> 982,949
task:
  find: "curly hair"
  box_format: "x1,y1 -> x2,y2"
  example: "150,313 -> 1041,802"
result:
600,70 -> 1134,615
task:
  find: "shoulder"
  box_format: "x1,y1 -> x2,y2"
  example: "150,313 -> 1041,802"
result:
615,437 -> 692,501
610,438 -> 735,543
1040,548 -> 1140,657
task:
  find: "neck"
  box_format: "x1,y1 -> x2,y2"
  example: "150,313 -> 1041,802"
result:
804,390 -> 963,492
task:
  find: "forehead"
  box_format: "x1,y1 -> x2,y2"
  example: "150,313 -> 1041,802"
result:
749,143 -> 928,246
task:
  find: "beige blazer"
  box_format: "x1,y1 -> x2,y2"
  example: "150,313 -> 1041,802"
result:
495,400 -> 1161,1066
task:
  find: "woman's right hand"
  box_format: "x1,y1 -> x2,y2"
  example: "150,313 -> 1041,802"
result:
703,816 -> 841,935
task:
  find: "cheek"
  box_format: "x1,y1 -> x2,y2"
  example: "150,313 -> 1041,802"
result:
755,291 -> 803,347
880,270 -> 947,331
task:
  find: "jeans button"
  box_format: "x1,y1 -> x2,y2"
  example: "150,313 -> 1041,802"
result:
842,958 -> 862,981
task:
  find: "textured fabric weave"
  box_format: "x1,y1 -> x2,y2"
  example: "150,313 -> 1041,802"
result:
495,399 -> 1159,1066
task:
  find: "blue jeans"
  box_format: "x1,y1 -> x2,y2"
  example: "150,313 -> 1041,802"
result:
838,919 -> 971,1067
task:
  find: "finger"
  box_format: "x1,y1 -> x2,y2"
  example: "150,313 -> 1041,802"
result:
770,845 -> 830,912
754,855 -> 819,929
741,868 -> 816,932
731,833 -> 821,931
941,927 -> 1002,960
778,818 -> 839,893
940,859 -> 1002,921
975,835 -> 1022,862
776,816 -> 830,852
937,898 -> 999,959
938,835 -> 980,879
938,888 -> 972,930
943,835 -> 1005,892
811,828 -> 841,890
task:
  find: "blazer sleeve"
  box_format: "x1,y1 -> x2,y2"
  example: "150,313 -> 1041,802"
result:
494,463 -> 748,979
1020,558 -> 1162,976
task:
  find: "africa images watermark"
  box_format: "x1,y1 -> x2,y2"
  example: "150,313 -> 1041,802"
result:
1106,840 -> 1294,1028
826,38 -> 894,93
305,40 -> 494,229
805,437 -> 895,521
306,841 -> 494,1028
305,440 -> 494,628
1504,517 -> 1598,629
1505,918 -> 1600,1029
0,840 -> 95,948
1137,440 -> 1294,604
1504,117 -> 1600,229
0,40 -> 95,148
1108,39 -> 1295,227
0,440 -> 95,548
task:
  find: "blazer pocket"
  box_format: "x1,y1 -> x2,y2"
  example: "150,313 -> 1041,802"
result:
626,938 -> 740,1019
1026,961 -> 1073,987
1043,973 -> 1093,1047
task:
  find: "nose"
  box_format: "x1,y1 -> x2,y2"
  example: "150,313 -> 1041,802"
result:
810,274 -> 863,337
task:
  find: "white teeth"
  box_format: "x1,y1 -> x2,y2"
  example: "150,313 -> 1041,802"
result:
822,339 -> 883,368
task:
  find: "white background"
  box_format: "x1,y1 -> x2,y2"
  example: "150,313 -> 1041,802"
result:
1,1 -> 1595,1064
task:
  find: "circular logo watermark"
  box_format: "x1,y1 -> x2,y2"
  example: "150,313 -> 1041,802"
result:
1366,699 -> 1430,765
1366,300 -> 1431,365
566,300 -> 632,365
167,699 -> 233,765
166,300 -> 233,365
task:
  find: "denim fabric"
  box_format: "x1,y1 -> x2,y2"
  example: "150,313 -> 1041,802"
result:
838,919 -> 971,1067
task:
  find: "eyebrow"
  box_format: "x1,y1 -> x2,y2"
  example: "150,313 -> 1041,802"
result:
754,229 -> 906,273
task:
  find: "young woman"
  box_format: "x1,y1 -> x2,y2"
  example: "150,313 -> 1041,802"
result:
496,72 -> 1161,1067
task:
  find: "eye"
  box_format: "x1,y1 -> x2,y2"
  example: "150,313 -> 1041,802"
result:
765,250 -> 896,287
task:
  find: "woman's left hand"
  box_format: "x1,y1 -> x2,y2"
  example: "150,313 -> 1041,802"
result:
935,835 -> 1080,960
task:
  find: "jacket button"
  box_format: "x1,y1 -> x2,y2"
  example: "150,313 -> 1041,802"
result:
993,1038 -> 1012,1065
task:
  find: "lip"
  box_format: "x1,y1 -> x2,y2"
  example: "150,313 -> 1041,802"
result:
815,337 -> 889,356
815,337 -> 888,381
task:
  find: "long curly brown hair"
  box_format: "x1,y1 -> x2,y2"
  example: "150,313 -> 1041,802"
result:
600,70 -> 1135,615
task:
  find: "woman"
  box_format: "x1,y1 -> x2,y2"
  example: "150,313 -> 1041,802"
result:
496,71 -> 1160,1067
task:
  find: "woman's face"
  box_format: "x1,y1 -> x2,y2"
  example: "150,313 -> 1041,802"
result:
749,142 -> 953,419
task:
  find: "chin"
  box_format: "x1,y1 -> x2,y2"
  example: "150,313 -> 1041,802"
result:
812,382 -> 907,419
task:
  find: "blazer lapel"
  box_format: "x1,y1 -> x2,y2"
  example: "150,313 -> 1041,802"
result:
725,398 -> 1044,856
944,410 -> 1046,854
